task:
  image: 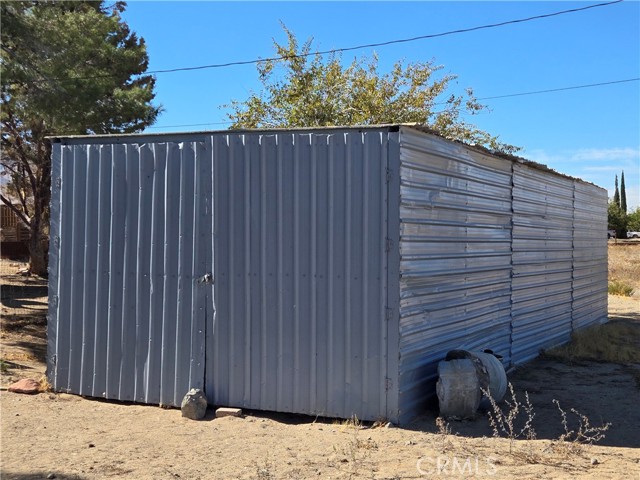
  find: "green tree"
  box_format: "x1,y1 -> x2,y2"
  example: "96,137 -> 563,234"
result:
608,201 -> 627,239
613,175 -> 620,208
226,26 -> 519,155
1,1 -> 160,275
627,207 -> 640,232
620,170 -> 627,213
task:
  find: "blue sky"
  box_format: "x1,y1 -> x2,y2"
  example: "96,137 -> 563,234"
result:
122,1 -> 640,209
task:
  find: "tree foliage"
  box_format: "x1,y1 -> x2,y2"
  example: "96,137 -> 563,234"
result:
613,175 -> 620,208
620,170 -> 627,213
1,1 -> 160,274
627,207 -> 640,232
226,26 -> 519,155
608,201 -> 627,239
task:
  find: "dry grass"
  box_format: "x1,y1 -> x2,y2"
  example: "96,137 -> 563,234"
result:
544,320 -> 640,364
608,279 -> 634,296
608,243 -> 640,292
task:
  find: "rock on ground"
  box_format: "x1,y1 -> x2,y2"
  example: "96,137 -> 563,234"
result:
180,388 -> 208,420
8,378 -> 40,394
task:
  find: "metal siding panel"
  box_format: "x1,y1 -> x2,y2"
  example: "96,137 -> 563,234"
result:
511,165 -> 574,365
118,145 -> 138,400
209,135 -> 230,404
209,130 -> 389,421
47,144 -> 63,389
327,133 -> 347,415
195,139 -> 211,393
174,143 -> 195,404
385,132 -> 401,424
48,140 -> 208,407
146,142 -> 166,403
572,182 -> 608,330
69,146 -> 88,395
55,145 -> 75,392
106,145 -> 126,399
134,144 -> 154,402
92,145 -> 113,397
79,146 -> 100,395
397,128 -> 513,423
159,143 -> 180,405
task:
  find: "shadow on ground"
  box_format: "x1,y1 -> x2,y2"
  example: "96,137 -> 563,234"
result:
0,473 -> 86,480
0,282 -> 48,310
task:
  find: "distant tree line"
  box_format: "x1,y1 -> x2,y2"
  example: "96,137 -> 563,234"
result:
608,170 -> 640,237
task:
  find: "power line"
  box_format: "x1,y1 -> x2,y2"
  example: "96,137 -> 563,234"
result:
477,77 -> 640,100
146,76 -> 640,131
145,0 -> 622,76
20,0 -> 623,84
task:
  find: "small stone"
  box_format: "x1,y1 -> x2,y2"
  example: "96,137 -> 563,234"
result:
180,388 -> 208,420
216,407 -> 242,418
405,440 -> 415,446
591,458 -> 599,465
47,474 -> 56,479
384,422 -> 394,429
8,378 -> 40,394
88,443 -> 95,448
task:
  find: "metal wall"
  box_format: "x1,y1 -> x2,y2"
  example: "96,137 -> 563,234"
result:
394,127 -> 608,423
396,129 -> 514,423
49,126 -> 608,424
208,130 -> 392,421
572,182 -> 608,330
48,140 -> 212,407
511,164 -> 575,364
49,129 -> 395,421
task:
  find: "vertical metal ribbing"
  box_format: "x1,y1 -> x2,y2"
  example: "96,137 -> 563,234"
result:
48,145 -> 65,391
92,144 -> 112,397
80,146 -> 99,396
310,135 -> 318,413
69,146 -> 87,395
508,161 -> 516,369
135,144 -> 154,402
119,144 -> 139,400
146,142 -> 166,403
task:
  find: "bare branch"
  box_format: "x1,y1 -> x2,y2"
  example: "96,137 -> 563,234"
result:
0,193 -> 31,226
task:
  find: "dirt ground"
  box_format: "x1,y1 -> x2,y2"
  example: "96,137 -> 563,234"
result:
1,246 -> 640,480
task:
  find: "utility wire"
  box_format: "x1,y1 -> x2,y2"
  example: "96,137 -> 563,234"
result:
146,0 -> 623,75
476,77 -> 640,100
18,0 -> 623,84
146,76 -> 640,130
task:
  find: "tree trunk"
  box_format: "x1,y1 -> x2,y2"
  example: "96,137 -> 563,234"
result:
28,221 -> 48,276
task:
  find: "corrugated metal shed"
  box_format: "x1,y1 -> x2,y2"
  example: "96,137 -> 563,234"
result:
48,125 -> 608,424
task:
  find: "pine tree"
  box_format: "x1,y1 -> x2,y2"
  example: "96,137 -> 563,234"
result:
1,1 -> 160,274
613,175 -> 620,208
620,171 -> 627,213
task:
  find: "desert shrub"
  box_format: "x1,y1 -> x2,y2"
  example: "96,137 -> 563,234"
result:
608,279 -> 634,296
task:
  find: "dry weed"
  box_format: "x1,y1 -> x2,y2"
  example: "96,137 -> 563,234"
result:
38,375 -> 52,392
483,383 -> 536,454
546,400 -> 612,457
434,416 -> 455,453
333,415 -> 378,479
253,453 -> 276,480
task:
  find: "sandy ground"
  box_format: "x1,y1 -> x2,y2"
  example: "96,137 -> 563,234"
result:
1,256 -> 640,479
